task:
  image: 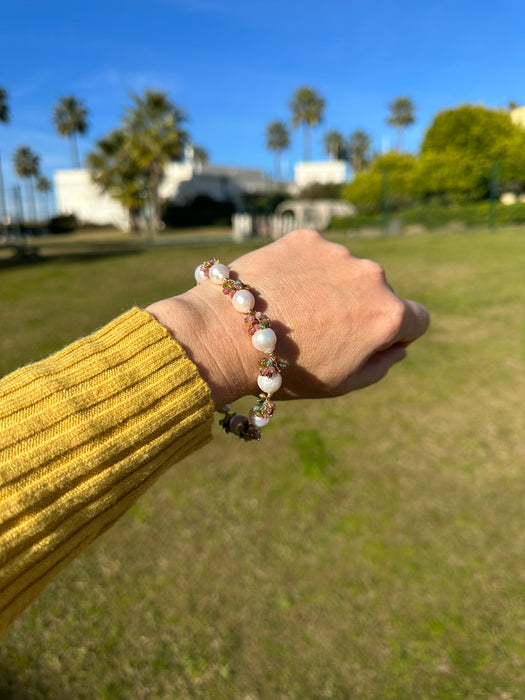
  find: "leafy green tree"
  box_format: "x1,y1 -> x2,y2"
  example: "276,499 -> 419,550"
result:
347,130 -> 371,172
290,86 -> 325,161
417,105 -> 525,201
0,87 -> 9,224
387,96 -> 415,151
422,104 -> 519,158
342,152 -> 416,213
13,146 -> 40,221
412,151 -> 486,203
87,90 -> 187,231
299,182 -> 343,199
266,120 -> 290,179
52,96 -> 89,168
323,129 -> 344,160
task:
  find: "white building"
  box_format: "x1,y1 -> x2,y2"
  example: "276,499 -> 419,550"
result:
54,161 -> 270,231
294,160 -> 349,188
54,169 -> 130,230
510,106 -> 525,129
54,154 -> 353,231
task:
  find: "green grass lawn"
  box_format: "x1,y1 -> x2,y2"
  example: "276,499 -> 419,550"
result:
0,228 -> 524,699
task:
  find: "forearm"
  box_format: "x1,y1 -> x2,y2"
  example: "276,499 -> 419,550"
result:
0,308 -> 214,634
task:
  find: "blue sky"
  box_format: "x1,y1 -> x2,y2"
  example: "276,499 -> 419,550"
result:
2,0 -> 525,192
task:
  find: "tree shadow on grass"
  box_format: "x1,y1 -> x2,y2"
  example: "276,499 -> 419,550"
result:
0,246 -> 147,270
0,664 -> 51,700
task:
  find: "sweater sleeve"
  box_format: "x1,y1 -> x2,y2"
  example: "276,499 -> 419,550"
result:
0,307 -> 214,635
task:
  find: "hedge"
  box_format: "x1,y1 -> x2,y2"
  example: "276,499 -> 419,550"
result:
329,202 -> 525,231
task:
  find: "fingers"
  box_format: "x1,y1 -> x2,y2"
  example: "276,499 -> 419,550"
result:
397,298 -> 431,345
349,343 -> 408,392
353,257 -> 429,348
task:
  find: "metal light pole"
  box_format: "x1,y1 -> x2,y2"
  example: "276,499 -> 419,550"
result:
0,151 -> 7,231
381,166 -> 389,236
489,162 -> 499,232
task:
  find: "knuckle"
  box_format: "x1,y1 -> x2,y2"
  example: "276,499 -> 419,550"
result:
360,258 -> 386,281
289,228 -> 320,241
385,297 -> 406,338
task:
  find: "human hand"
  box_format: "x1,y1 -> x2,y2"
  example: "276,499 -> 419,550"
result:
147,229 -> 429,407
228,229 -> 430,399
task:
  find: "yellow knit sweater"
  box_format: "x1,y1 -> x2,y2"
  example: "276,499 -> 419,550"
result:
0,307 -> 215,635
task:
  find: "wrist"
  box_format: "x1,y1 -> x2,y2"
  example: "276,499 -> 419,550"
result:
146,284 -> 258,409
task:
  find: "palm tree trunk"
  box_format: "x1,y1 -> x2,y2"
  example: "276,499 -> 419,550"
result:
43,192 -> 50,222
302,124 -> 311,161
70,134 -> 80,168
14,185 -> 24,223
26,179 -> 37,223
129,207 -> 141,232
0,151 -> 7,227
396,127 -> 403,152
150,164 -> 162,230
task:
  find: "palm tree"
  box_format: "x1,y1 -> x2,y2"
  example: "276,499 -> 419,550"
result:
36,175 -> 52,221
0,88 -> 7,125
52,95 -> 89,168
123,90 -> 187,230
13,146 -> 40,222
87,128 -> 148,232
87,90 -> 187,231
323,129 -> 344,160
265,120 -> 290,180
387,97 -> 415,151
290,86 -> 325,161
0,87 -> 9,225
347,130 -> 372,172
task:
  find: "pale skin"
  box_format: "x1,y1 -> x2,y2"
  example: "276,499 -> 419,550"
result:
146,229 -> 430,410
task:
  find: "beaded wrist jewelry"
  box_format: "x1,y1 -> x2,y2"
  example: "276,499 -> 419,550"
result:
195,258 -> 285,441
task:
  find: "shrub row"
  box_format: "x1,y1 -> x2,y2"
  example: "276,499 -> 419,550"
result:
49,214 -> 78,234
329,202 -> 525,231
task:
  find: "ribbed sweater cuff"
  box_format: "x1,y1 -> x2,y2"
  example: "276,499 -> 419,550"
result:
0,307 -> 214,634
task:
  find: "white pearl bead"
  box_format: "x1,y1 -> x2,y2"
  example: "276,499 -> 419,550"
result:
232,289 -> 255,313
257,372 -> 282,394
249,409 -> 271,428
208,262 -> 229,285
229,414 -> 248,435
252,328 -> 276,353
194,265 -> 207,284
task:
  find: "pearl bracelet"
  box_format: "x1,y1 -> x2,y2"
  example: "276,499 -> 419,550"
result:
195,258 -> 285,441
